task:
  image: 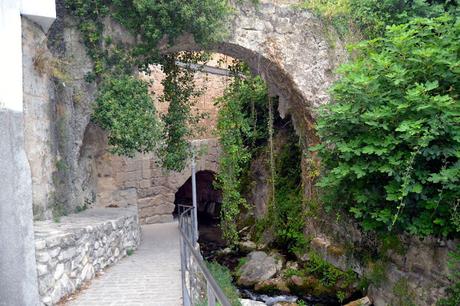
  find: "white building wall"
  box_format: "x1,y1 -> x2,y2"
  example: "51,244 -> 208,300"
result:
0,1 -> 56,305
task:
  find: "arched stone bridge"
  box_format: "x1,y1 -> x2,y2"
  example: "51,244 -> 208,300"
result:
170,0 -> 346,139
2,1 -> 349,305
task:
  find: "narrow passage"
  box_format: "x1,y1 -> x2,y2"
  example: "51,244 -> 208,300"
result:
67,223 -> 182,306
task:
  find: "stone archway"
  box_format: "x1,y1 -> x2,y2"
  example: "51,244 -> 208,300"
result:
173,170 -> 222,222
86,0 -> 348,223
169,1 -> 347,141
23,0 -> 346,222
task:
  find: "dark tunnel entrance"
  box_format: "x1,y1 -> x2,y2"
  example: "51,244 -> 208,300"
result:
174,170 -> 222,222
174,170 -> 225,248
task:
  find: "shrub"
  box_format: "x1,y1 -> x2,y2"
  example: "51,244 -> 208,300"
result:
314,16 -> 460,237
92,75 -> 161,157
302,0 -> 459,38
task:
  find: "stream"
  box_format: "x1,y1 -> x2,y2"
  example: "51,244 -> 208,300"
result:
198,219 -> 344,306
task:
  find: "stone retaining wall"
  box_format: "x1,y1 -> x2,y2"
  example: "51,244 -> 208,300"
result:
34,207 -> 141,305
93,138 -> 220,224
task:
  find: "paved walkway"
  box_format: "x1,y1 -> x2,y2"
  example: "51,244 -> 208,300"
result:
67,223 -> 182,306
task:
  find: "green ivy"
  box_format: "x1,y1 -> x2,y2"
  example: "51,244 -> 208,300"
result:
271,123 -> 308,254
65,0 -> 230,170
157,52 -> 208,171
215,63 -> 268,245
313,15 -> 460,237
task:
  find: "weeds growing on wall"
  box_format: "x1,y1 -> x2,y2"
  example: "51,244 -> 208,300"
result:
438,244 -> 460,306
215,62 -> 268,244
65,0 -> 230,170
300,0 -> 459,39
313,16 -> 460,237
270,122 -> 307,255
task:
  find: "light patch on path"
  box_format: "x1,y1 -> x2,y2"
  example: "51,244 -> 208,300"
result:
67,223 -> 182,306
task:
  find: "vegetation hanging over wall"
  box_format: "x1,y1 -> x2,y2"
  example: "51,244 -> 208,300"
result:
214,63 -> 269,244
215,62 -> 307,253
270,124 -> 306,254
313,16 -> 460,237
302,0 -> 459,38
65,0 -> 230,170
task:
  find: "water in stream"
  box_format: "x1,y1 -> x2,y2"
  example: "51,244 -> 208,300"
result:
198,218 -> 345,306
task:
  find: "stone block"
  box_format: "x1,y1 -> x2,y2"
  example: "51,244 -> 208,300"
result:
144,214 -> 173,224
139,179 -> 151,189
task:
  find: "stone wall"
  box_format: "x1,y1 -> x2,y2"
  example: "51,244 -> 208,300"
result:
93,138 -> 221,224
306,212 -> 458,306
144,54 -> 232,139
20,1 -> 455,305
34,207 -> 141,305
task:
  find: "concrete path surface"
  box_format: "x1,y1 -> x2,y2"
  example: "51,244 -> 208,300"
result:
67,223 -> 182,306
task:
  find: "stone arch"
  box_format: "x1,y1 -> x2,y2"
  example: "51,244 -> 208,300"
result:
24,0 -> 347,223
98,1 -> 348,223
169,1 -> 347,144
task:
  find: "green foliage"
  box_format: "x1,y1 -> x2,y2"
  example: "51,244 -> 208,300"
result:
301,0 -> 459,38
156,53 -> 207,171
92,75 -> 161,157
438,244 -> 460,306
314,16 -> 460,237
206,261 -> 242,306
126,249 -> 134,256
111,0 -> 230,64
215,64 -> 268,245
305,252 -> 357,293
65,0 -> 230,170
271,124 -> 308,254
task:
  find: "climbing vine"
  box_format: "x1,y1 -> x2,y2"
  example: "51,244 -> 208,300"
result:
65,0 -> 230,170
215,62 -> 268,244
157,52 -> 209,171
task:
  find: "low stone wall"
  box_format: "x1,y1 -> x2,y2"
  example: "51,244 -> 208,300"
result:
307,218 -> 457,306
34,207 -> 141,305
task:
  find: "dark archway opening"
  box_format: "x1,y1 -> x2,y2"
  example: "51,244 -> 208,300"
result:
173,170 -> 225,247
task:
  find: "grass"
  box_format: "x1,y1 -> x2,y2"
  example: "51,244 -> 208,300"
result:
206,261 -> 241,306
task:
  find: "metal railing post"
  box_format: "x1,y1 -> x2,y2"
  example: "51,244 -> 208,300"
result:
178,204 -> 231,306
207,282 -> 216,306
191,151 -> 199,244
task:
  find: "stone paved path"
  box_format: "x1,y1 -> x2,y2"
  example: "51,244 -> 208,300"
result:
67,223 -> 182,306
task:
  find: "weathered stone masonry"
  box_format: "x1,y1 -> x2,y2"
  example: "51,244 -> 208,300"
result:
94,138 -> 221,224
8,1 -> 456,305
34,207 -> 141,305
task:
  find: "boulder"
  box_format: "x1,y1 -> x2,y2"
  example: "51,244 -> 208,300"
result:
239,240 -> 257,253
240,299 -> 267,306
255,277 -> 290,293
344,296 -> 372,306
237,251 -> 282,287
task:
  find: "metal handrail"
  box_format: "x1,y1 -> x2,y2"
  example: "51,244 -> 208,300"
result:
178,205 -> 231,306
